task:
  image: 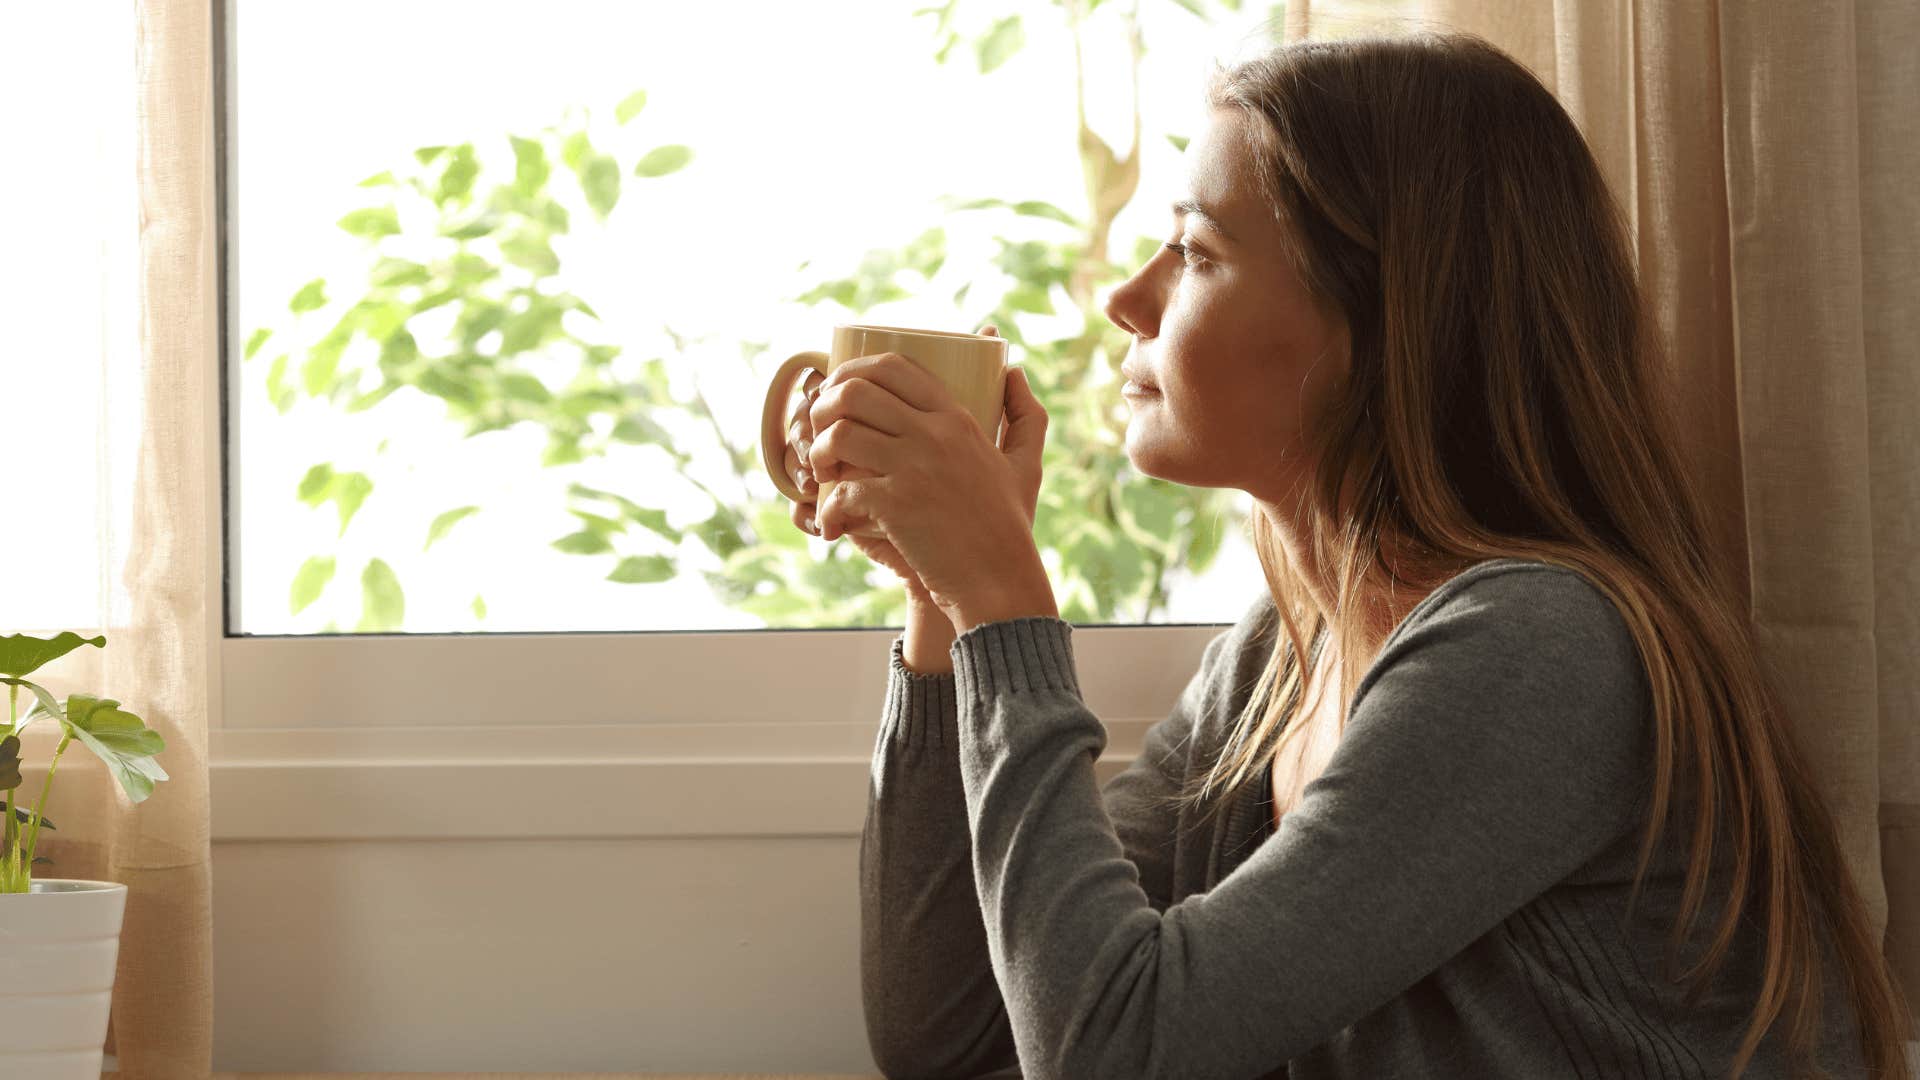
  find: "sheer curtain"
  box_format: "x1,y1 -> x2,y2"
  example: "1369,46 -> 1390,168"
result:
1418,0 -> 1920,1036
4,0 -> 218,1075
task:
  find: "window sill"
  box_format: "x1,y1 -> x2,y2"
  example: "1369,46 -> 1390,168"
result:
210,621 -> 1228,841
208,717 -> 1156,841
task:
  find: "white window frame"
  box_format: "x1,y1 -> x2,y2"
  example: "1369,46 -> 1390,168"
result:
207,1 -> 1242,843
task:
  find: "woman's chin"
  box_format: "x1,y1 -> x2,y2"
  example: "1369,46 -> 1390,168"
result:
1122,429 -> 1169,481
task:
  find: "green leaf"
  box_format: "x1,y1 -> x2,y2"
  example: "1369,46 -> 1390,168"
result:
289,556 -> 336,615
442,213 -> 501,240
583,155 -> 621,218
418,366 -> 478,406
297,463 -> 335,503
510,135 -> 550,197
333,473 -> 374,536
357,558 -> 405,632
566,482 -> 644,514
424,506 -> 480,552
553,530 -> 614,555
0,633 -> 106,679
348,384 -> 400,415
976,15 -> 1025,74
299,466 -> 374,536
244,328 -> 272,360
901,226 -> 947,278
371,258 -> 432,287
570,509 -> 625,536
1186,502 -> 1227,573
1168,0 -> 1206,17
414,145 -> 449,164
266,354 -> 295,413
1166,133 -> 1190,152
608,556 -> 674,584
61,695 -> 168,804
1,796 -> 55,832
632,145 -> 693,178
500,231 -> 561,275
627,505 -> 681,542
0,678 -> 64,741
499,371 -> 553,403
471,594 -> 488,620
338,206 -> 401,240
610,413 -> 672,445
499,305 -> 563,353
1012,200 -> 1078,225
561,130 -> 593,172
1005,282 -> 1054,314
355,300 -> 409,342
289,278 -> 327,314
569,483 -> 682,541
615,89 -> 649,124
302,333 -> 345,397
436,144 -> 480,203
1119,479 -> 1181,541
358,170 -> 397,188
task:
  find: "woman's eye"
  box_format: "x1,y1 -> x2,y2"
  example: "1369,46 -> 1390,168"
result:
1162,241 -> 1205,268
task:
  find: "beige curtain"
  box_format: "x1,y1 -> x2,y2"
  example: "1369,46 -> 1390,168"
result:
16,0 -> 218,1075
1413,0 -> 1920,1022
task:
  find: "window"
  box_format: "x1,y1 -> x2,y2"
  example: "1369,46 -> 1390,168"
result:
217,1 -> 1415,761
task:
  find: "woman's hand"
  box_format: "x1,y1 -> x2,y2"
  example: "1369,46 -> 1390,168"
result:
806,324 -> 1057,632
783,327 -> 1010,608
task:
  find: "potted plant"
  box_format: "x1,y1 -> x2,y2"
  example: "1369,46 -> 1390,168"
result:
0,631 -> 169,1080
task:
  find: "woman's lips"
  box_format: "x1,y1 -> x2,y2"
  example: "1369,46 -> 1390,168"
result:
1120,365 -> 1160,395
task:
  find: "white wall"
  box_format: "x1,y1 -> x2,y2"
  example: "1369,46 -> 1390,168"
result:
211,835 -> 883,1073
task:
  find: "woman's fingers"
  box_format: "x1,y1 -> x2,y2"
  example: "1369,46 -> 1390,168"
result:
782,371 -> 827,517
781,442 -> 817,496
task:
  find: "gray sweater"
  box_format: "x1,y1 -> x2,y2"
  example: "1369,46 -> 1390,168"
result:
859,557 -> 1866,1079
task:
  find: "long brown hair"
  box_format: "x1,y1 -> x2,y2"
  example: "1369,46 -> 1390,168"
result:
1157,31 -> 1913,1078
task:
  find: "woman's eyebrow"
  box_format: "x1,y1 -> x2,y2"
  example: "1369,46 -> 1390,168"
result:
1172,198 -> 1237,244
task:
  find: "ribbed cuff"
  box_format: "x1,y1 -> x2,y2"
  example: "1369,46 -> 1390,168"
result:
950,616 -> 1081,707
879,633 -> 960,762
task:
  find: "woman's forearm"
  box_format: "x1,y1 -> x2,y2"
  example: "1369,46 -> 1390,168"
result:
903,593 -> 958,675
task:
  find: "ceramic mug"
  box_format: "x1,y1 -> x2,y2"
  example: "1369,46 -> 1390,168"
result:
759,324 -> 1009,539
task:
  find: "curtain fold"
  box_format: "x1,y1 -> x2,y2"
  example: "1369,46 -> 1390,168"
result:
102,0 -> 220,1072
1423,0 -> 1920,1023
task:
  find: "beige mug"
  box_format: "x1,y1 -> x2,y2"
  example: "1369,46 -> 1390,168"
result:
759,324 -> 1009,539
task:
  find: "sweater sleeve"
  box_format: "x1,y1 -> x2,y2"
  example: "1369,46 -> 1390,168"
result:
860,607 -> 1262,1080
946,564 -> 1655,1080
858,635 -> 1021,1079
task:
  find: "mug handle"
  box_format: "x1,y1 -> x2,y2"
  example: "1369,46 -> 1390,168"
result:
760,350 -> 830,503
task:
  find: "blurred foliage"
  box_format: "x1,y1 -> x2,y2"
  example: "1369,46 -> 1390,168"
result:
247,0 -> 1268,632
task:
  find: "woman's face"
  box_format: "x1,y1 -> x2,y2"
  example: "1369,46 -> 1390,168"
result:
1102,107 -> 1350,511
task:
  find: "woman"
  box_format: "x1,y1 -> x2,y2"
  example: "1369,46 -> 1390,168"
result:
785,31 -> 1911,1079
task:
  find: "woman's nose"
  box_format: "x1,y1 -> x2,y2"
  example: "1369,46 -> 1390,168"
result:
1103,272 -> 1156,339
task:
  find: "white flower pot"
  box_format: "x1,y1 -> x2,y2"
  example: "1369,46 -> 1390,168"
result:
0,879 -> 128,1080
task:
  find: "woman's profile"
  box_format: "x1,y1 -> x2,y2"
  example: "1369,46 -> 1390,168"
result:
846,29 -> 1914,1080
